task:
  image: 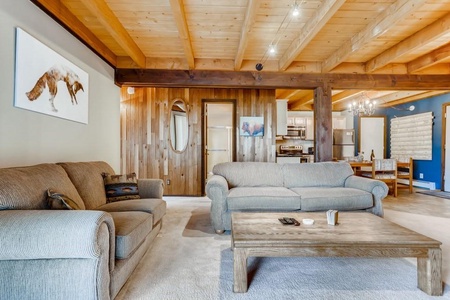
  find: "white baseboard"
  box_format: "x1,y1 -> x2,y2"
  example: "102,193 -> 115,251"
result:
397,179 -> 436,190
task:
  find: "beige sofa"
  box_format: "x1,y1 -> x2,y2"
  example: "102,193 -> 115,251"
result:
206,161 -> 388,233
0,161 -> 166,300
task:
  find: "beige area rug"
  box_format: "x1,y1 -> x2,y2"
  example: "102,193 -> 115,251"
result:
115,197 -> 230,300
384,208 -> 450,284
115,197 -> 449,300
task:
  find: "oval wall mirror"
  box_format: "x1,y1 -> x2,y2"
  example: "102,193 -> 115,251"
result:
169,98 -> 189,152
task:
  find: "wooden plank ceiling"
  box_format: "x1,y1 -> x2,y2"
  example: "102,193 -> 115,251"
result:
33,0 -> 450,111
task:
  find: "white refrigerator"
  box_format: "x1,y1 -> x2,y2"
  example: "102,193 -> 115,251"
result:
332,129 -> 355,160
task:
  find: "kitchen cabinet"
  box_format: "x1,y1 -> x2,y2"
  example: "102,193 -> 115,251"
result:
276,99 -> 288,135
306,117 -> 314,140
332,116 -> 346,129
287,116 -> 306,126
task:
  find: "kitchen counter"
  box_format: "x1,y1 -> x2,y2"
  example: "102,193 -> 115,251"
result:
276,153 -> 314,163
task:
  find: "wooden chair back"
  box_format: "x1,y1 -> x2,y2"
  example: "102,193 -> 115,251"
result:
396,157 -> 414,193
372,158 -> 398,197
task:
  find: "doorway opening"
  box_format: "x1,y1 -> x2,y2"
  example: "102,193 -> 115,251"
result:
201,100 -> 236,195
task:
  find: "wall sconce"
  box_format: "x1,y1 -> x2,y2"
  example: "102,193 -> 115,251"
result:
127,87 -> 135,95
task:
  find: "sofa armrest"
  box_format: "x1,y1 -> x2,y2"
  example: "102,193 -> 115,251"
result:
0,210 -> 115,265
344,175 -> 389,217
205,175 -> 229,232
138,178 -> 164,199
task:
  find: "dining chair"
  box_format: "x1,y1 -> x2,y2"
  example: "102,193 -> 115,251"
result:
396,157 -> 414,193
362,158 -> 398,197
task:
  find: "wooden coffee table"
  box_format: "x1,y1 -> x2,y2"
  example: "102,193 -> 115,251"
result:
231,212 -> 442,295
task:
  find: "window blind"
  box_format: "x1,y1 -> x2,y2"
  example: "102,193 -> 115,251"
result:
390,112 -> 433,160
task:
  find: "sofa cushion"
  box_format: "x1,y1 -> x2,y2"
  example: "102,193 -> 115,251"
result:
290,187 -> 373,211
97,199 -> 166,225
213,162 -> 284,188
227,187 -> 301,210
108,211 -> 153,259
58,161 -> 115,210
0,164 -> 85,210
102,172 -> 140,202
47,189 -> 82,210
283,162 -> 354,188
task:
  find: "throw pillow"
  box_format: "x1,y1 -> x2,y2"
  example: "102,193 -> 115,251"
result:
47,189 -> 82,210
102,172 -> 140,203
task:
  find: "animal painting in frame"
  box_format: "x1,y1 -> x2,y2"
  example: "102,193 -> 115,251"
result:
240,116 -> 264,137
14,27 -> 89,124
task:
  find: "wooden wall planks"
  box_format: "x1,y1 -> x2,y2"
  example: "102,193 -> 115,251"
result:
120,87 -> 276,196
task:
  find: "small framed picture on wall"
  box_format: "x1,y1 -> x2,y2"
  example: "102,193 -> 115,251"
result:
240,116 -> 264,137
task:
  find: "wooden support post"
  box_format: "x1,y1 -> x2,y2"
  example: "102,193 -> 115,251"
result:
314,84 -> 333,162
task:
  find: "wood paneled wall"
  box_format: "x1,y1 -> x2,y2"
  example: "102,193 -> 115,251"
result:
120,87 -> 276,196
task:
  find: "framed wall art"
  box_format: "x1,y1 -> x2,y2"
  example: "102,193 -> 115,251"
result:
240,116 -> 264,137
14,27 -> 89,124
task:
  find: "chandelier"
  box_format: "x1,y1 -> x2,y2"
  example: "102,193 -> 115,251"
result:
348,93 -> 377,116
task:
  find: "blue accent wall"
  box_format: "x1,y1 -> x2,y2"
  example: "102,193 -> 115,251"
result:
354,93 -> 450,190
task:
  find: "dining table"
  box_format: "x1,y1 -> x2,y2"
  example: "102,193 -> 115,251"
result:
348,161 -> 372,175
348,160 -> 409,175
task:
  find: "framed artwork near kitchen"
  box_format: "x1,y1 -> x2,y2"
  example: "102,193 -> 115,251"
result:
14,27 -> 89,124
240,116 -> 264,137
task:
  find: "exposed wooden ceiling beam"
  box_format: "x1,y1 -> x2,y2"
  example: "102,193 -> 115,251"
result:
332,102 -> 349,112
374,90 -> 427,105
116,69 -> 450,90
289,89 -> 346,110
31,0 -> 117,67
115,56 -> 450,76
279,0 -> 345,71
408,43 -> 450,73
169,0 -> 195,70
413,63 -> 450,74
333,90 -> 417,111
379,91 -> 450,107
331,90 -> 362,107
366,12 -> 450,73
289,91 -> 315,110
331,90 -> 362,105
234,0 -> 259,71
276,89 -> 300,99
79,0 -> 146,68
293,103 -> 314,111
118,57 -> 189,70
331,91 -> 368,111
322,0 -> 427,72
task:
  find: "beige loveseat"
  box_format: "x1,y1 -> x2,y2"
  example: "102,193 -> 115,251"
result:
206,161 -> 388,233
0,161 -> 166,300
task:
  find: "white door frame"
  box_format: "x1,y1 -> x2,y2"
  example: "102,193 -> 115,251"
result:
358,116 -> 386,160
443,103 -> 450,191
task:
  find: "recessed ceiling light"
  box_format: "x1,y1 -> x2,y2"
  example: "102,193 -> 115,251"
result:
292,5 -> 299,16
269,44 -> 276,54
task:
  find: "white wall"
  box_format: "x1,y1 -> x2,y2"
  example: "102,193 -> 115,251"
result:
0,0 -> 120,170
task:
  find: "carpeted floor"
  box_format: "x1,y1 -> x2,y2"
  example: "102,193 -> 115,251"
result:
115,197 -> 449,300
219,250 -> 443,300
416,190 -> 450,200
